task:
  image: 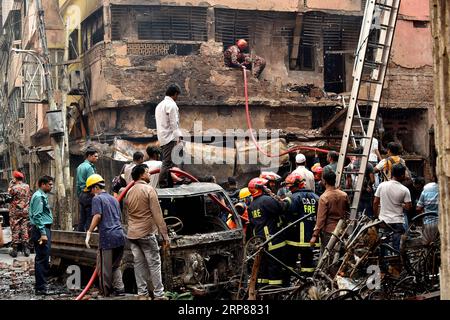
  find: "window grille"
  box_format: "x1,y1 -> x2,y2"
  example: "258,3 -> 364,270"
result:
215,9 -> 295,49
81,9 -> 104,53
111,5 -> 207,42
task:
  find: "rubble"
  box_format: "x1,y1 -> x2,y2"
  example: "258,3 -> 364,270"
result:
0,249 -> 77,300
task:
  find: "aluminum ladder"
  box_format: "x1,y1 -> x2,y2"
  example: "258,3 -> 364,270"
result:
335,0 -> 401,220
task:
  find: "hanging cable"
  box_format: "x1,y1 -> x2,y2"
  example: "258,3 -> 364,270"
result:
242,66 -> 330,157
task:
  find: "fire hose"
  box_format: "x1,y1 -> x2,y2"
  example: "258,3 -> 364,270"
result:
77,69 -> 329,300
75,167 -> 229,300
242,66 -> 329,156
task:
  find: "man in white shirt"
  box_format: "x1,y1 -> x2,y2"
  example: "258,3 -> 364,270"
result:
124,151 -> 144,184
144,146 -> 162,188
292,153 -> 315,192
373,163 -> 412,252
155,84 -> 182,188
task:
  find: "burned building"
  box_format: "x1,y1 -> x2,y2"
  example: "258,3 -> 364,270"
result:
0,0 -> 435,225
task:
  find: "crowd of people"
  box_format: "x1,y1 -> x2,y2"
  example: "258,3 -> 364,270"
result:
0,81 -> 440,298
223,142 -> 440,287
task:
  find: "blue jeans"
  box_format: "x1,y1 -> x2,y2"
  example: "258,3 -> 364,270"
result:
380,223 -> 405,254
31,225 -> 51,291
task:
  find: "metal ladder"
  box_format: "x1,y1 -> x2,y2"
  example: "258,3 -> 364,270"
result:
335,0 -> 401,220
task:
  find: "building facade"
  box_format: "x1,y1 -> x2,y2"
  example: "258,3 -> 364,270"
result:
0,0 -> 436,223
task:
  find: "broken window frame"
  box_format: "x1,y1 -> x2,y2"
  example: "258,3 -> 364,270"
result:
290,42 -> 315,71
69,28 -> 79,60
22,53 -> 45,103
81,8 -> 105,54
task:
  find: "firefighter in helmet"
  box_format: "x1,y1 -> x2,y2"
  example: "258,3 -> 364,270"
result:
227,187 -> 252,239
259,171 -> 281,194
311,163 -> 325,197
247,177 -> 287,286
284,172 -> 320,276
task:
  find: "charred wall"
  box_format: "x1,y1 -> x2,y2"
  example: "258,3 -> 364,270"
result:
69,2 -> 434,168
88,104 -> 314,135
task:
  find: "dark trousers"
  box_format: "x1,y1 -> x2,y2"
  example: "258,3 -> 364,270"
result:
97,246 -> 125,296
258,245 -> 286,287
78,192 -> 93,231
159,140 -> 177,188
31,225 -> 51,291
320,231 -> 333,255
358,196 -> 374,218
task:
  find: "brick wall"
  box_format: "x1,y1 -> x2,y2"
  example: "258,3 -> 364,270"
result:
382,65 -> 434,109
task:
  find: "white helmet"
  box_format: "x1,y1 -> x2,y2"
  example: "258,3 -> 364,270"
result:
295,153 -> 306,164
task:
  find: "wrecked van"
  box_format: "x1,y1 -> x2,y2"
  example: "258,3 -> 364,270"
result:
51,182 -> 245,297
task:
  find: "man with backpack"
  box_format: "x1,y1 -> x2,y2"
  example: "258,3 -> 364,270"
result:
374,142 -> 410,182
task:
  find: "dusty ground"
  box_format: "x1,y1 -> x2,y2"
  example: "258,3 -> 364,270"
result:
0,247 -> 157,301
0,247 -> 79,300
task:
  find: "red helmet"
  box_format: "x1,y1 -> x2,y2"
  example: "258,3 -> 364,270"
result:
236,39 -> 248,50
259,171 -> 281,182
13,171 -> 24,180
248,178 -> 268,198
311,163 -> 323,181
285,172 -> 305,189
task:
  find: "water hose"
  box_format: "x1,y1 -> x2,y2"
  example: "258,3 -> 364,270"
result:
75,167 -> 230,300
242,66 -> 330,157
76,71 -> 330,300
74,177 -> 139,300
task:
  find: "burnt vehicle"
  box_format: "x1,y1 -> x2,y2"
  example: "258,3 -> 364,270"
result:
51,182 -> 245,297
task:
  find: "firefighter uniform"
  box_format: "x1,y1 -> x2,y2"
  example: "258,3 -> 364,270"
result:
285,189 -> 320,273
227,202 -> 249,235
248,194 -> 286,286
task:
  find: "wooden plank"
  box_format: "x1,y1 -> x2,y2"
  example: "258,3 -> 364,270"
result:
289,14 -> 303,69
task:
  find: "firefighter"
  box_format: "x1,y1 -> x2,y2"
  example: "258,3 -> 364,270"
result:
311,163 -> 325,196
284,172 -> 320,276
227,188 -> 252,239
259,171 -> 281,194
224,39 -> 266,78
248,177 -> 286,287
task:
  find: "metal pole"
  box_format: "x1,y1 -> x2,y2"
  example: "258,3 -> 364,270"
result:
35,0 -> 67,227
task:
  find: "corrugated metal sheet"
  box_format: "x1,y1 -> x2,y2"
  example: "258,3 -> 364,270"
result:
111,5 -> 207,41
215,9 -> 361,53
302,12 -> 362,52
215,9 -> 295,48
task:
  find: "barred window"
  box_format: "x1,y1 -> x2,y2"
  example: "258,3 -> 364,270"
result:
81,9 -> 104,53
214,9 -> 295,49
69,29 -> 79,60
111,5 -> 207,42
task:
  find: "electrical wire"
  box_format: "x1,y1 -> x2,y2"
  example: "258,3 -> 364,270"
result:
241,66 -> 330,157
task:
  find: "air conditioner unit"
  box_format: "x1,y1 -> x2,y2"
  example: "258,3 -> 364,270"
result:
69,70 -> 85,94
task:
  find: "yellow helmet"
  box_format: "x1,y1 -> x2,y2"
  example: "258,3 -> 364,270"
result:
239,187 -> 251,199
84,174 -> 105,192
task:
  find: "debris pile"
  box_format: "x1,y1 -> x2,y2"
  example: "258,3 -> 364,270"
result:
0,259 -> 35,299
0,253 -> 78,300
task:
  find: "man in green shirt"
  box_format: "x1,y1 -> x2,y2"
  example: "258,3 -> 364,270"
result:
76,147 -> 98,231
29,175 -> 54,295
